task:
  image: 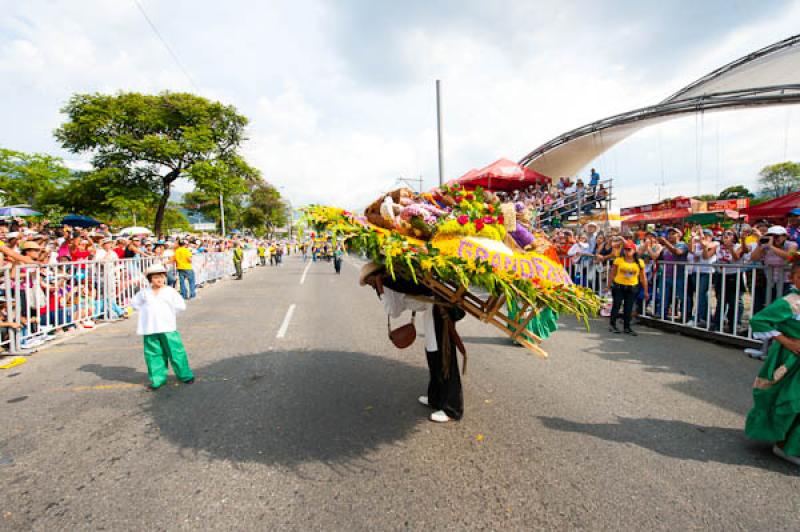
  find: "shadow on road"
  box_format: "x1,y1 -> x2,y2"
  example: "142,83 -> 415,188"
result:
557,319 -> 757,415
538,415 -> 799,475
104,350 -> 429,469
79,364 -> 148,384
461,336 -> 514,347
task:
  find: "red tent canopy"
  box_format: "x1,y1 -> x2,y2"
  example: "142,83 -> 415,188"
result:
741,190 -> 800,219
522,167 -> 551,184
455,158 -> 551,191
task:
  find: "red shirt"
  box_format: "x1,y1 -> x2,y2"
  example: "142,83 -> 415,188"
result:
72,249 -> 92,261
113,247 -> 125,259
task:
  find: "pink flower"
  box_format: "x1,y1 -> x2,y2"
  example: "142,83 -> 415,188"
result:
457,215 -> 469,225
483,216 -> 495,225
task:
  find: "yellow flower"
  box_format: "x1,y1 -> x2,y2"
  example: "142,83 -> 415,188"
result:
420,258 -> 434,271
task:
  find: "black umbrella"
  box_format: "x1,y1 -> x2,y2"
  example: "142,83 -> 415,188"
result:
62,214 -> 102,228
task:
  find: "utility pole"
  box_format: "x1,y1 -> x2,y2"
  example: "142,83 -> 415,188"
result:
436,80 -> 444,186
219,189 -> 226,237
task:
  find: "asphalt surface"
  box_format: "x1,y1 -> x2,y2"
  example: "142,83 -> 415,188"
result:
1,255 -> 799,530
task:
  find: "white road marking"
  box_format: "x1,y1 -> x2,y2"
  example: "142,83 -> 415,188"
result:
276,304 -> 296,338
300,261 -> 312,285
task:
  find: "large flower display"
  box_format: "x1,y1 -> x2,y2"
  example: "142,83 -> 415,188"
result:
302,185 -> 600,355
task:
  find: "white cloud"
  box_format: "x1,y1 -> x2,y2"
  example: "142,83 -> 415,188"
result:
0,0 -> 798,215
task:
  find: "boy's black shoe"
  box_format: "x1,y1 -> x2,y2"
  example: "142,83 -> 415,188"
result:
183,378 -> 195,384
624,328 -> 638,336
609,323 -> 621,334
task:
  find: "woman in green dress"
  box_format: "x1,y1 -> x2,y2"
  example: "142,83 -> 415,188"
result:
745,262 -> 800,465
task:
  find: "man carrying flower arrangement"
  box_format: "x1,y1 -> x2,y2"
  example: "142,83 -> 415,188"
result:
360,263 -> 466,423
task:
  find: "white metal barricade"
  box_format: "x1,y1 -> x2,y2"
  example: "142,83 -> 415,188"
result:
7,250 -> 262,353
566,258 -> 791,343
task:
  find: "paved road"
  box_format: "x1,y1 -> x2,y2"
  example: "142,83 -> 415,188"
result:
1,255 -> 798,530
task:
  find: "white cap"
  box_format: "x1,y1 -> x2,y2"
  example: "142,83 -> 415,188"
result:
767,225 -> 788,236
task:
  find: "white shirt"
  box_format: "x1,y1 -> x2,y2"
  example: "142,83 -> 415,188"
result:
130,286 -> 186,335
381,287 -> 437,352
690,242 -> 718,274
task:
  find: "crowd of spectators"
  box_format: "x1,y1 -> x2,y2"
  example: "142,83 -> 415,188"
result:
495,168 -> 609,228
543,207 -> 800,341
0,217 -> 292,352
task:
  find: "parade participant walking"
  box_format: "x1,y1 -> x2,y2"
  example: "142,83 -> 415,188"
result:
608,240 -> 648,335
174,240 -> 196,300
745,262 -> 800,465
257,243 -> 266,266
361,263 -> 465,423
233,241 -> 244,280
333,244 -> 344,274
130,264 -> 194,390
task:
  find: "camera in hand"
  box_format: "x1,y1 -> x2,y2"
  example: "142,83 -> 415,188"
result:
759,236 -> 772,245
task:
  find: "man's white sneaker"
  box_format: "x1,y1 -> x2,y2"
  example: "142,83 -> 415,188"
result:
773,445 -> 800,465
429,410 -> 451,423
418,395 -> 429,407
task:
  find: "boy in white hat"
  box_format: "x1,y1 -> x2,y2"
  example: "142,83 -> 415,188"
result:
131,263 -> 194,390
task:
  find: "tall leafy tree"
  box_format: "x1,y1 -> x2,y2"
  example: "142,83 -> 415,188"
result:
0,147 -> 70,211
717,185 -> 754,200
757,161 -> 800,198
55,91 -> 258,234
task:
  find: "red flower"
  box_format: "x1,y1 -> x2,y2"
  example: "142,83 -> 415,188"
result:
465,194 -> 474,201
498,215 -> 505,224
475,219 -> 485,231
483,216 -> 495,225
457,215 -> 469,225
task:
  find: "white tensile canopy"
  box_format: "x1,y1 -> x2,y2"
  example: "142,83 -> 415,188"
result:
520,34 -> 800,178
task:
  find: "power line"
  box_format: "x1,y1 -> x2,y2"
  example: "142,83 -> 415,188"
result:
132,0 -> 199,91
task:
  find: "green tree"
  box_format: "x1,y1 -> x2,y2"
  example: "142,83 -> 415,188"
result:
55,91 -> 258,234
0,148 -> 71,212
717,185 -> 754,200
757,161 -> 800,198
692,194 -> 718,201
249,181 -> 287,230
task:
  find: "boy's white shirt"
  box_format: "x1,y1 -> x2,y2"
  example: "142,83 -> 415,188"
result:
130,286 -> 186,335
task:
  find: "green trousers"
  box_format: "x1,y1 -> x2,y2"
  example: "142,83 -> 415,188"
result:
234,260 -> 243,279
143,331 -> 194,388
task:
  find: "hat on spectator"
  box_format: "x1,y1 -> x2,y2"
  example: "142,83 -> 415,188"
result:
790,208 -> 800,216
767,225 -> 788,236
6,232 -> 19,239
144,264 -> 168,277
20,241 -> 42,251
702,228 -> 714,236
667,227 -> 682,234
623,240 -> 637,250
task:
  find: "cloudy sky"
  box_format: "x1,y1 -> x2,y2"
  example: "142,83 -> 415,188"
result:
1,0 -> 799,211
